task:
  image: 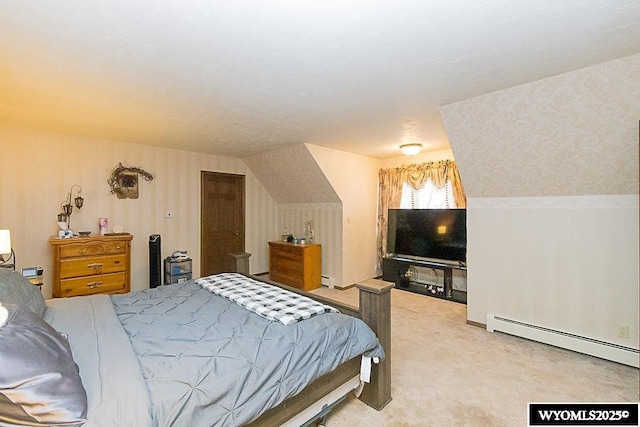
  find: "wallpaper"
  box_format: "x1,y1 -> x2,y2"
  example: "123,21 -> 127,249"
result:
440,53 -> 640,198
439,54 -> 639,351
0,125 -> 279,297
277,203 -> 343,286
243,144 -> 341,204
466,194 -> 638,348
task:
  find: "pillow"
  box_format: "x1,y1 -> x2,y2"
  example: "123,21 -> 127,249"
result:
0,269 -> 45,318
0,304 -> 88,426
0,302 -> 7,327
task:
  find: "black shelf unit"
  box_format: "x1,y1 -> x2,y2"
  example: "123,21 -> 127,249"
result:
382,256 -> 467,304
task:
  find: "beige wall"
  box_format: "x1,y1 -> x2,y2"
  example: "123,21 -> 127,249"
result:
0,126 -> 385,295
277,203 -> 343,286
0,125 -> 278,298
467,195 -> 638,348
243,144 -> 345,285
306,144 -> 380,286
441,54 -> 640,348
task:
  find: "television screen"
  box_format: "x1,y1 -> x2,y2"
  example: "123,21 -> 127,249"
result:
387,209 -> 466,263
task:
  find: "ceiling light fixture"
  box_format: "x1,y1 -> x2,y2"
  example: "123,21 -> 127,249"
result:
400,143 -> 422,156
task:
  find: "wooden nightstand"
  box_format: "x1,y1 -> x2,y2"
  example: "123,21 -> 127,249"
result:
49,234 -> 133,298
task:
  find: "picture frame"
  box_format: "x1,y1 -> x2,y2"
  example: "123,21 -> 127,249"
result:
117,171 -> 139,199
107,163 -> 154,199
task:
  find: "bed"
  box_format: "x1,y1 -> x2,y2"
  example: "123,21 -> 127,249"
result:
0,268 -> 392,426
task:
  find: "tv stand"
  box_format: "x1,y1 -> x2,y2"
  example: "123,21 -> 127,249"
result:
382,256 -> 467,304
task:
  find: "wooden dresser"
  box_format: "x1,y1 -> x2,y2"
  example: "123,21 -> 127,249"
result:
268,241 -> 321,291
49,234 -> 133,298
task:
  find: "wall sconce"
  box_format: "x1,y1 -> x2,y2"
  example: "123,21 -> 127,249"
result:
400,143 -> 422,156
0,229 -> 15,270
59,185 -> 84,230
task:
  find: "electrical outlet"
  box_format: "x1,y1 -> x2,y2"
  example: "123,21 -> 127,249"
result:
617,324 -> 629,339
165,212 -> 174,218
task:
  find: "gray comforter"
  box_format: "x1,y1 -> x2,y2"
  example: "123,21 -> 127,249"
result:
44,294 -> 154,427
49,278 -> 384,426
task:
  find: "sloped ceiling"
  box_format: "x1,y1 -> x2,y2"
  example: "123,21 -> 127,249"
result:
1,1 -> 640,159
441,54 -> 640,198
243,144 -> 340,204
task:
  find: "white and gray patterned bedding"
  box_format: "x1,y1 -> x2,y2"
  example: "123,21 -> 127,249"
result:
196,273 -> 339,325
47,274 -> 384,427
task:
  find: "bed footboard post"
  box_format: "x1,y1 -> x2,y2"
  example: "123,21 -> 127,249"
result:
355,278 -> 394,410
229,252 -> 251,274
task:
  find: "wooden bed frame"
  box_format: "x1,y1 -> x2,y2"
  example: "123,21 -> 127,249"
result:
244,274 -> 393,426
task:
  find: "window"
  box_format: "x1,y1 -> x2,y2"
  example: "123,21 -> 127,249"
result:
400,179 -> 456,209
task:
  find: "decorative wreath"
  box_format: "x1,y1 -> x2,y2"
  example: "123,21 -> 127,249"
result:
107,163 -> 154,196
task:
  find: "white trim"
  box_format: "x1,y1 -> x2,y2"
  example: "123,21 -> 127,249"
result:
468,194 -> 638,210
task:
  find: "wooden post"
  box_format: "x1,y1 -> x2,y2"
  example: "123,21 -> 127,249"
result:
356,278 -> 394,410
229,252 -> 251,274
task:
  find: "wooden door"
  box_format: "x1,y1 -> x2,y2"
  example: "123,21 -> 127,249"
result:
201,172 -> 245,276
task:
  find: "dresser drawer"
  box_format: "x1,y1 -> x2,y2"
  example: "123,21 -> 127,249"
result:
270,245 -> 302,260
58,240 -> 127,258
271,256 -> 303,278
59,272 -> 128,297
59,254 -> 127,279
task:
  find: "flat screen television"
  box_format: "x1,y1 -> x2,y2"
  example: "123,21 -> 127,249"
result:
387,209 -> 467,264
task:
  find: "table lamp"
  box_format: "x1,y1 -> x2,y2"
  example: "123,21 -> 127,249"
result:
0,229 -> 15,269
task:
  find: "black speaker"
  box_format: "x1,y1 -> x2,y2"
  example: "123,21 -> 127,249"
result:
149,234 -> 161,288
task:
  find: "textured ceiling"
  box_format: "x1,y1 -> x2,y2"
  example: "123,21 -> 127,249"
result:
1,1 -> 640,159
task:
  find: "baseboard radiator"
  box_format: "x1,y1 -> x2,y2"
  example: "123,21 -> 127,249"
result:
321,275 -> 332,287
486,315 -> 639,368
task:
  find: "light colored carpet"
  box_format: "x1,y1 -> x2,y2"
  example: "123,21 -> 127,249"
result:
310,286 -> 639,426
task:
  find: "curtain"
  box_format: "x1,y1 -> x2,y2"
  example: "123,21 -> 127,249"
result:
376,160 -> 466,271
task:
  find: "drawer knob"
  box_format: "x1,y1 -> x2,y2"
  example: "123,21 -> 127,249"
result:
86,281 -> 102,288
87,262 -> 103,269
